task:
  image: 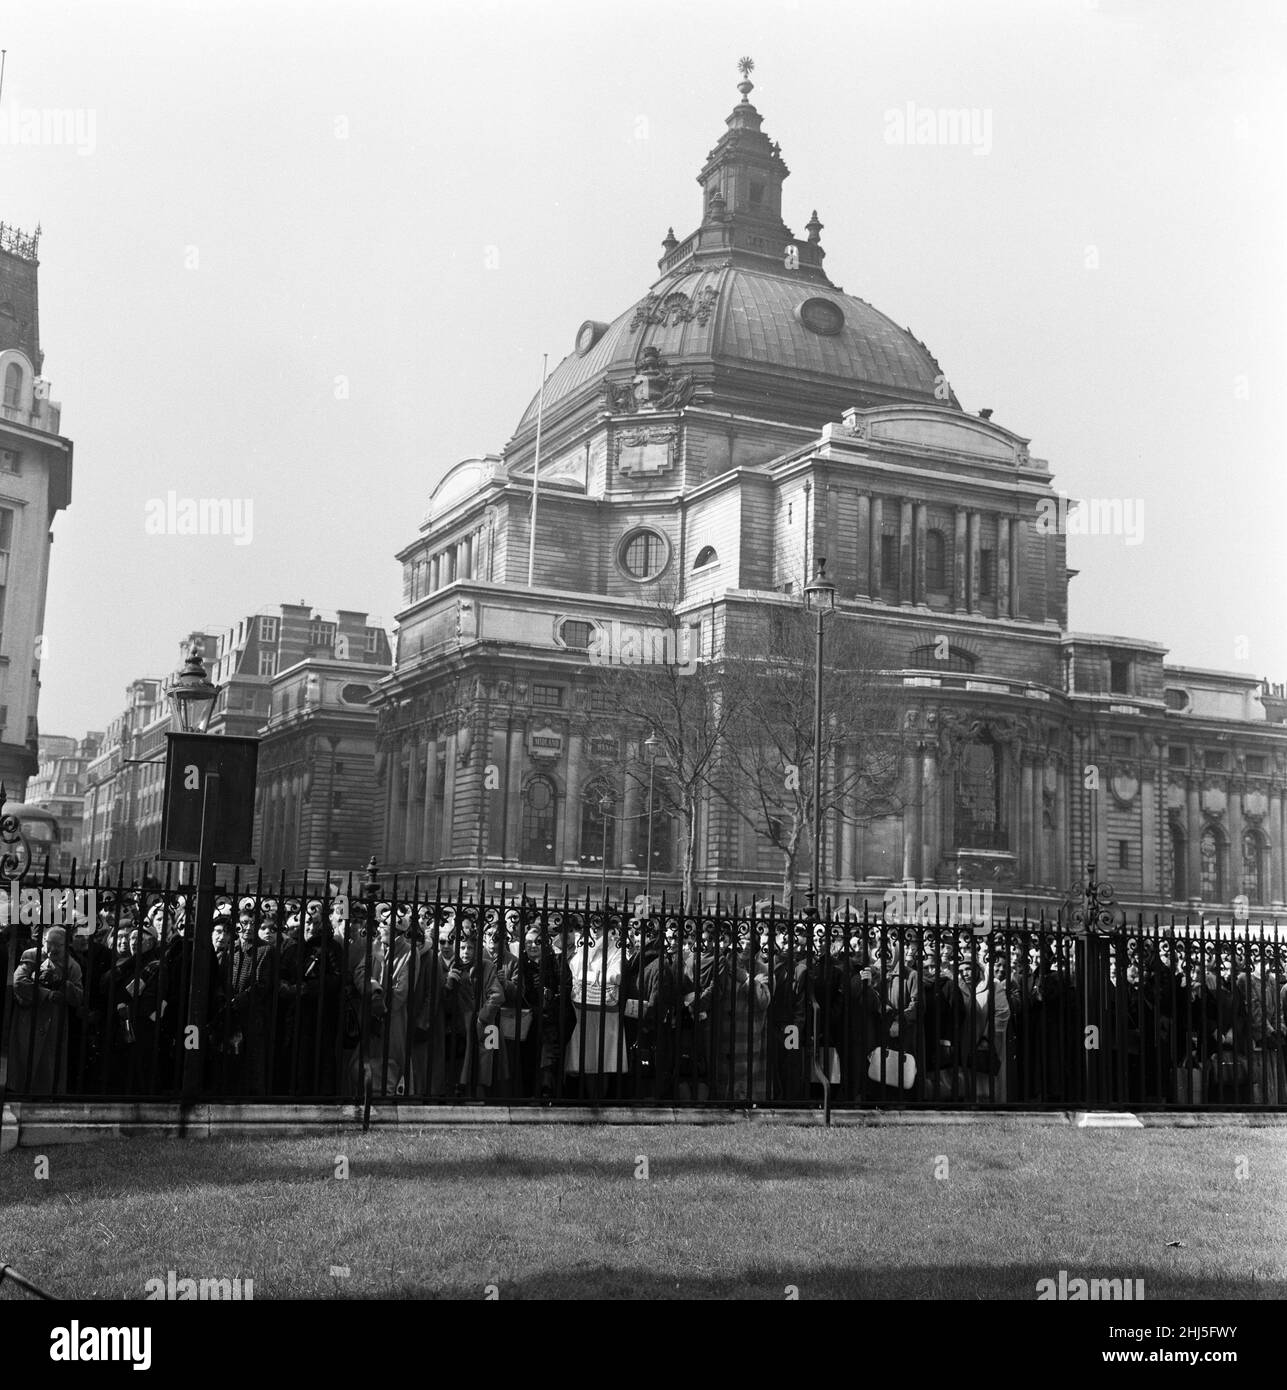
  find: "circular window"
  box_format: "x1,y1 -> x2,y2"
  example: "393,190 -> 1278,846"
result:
340,682 -> 373,705
575,320 -> 608,356
617,527 -> 670,582
796,297 -> 845,336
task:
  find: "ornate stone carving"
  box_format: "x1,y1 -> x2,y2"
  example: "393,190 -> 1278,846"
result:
1110,768 -> 1139,807
617,424 -> 678,477
628,286 -> 718,330
604,347 -> 696,415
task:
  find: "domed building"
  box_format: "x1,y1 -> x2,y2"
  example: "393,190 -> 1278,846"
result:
373,69 -> 1287,921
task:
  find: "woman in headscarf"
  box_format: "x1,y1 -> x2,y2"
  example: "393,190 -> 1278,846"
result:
565,911 -> 624,1099
9,926 -> 84,1095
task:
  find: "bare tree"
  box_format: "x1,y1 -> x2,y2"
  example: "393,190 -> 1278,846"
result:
587,586 -> 744,905
716,604 -> 910,900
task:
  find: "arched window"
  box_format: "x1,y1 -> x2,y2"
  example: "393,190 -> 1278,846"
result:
925,529 -> 947,591
1168,823 -> 1186,900
579,779 -> 617,870
1199,826 -> 1224,902
1241,828 -> 1264,903
693,545 -> 718,568
521,776 -> 558,865
954,733 -> 1005,850
3,362 -> 23,409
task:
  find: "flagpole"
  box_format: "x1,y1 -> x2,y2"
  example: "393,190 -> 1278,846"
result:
527,353 -> 549,588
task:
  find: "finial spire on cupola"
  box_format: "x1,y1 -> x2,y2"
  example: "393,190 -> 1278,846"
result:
655,59 -> 833,285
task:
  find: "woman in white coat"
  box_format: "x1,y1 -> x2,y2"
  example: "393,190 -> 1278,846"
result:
565,914 -> 624,1099
961,945 -> 1011,1102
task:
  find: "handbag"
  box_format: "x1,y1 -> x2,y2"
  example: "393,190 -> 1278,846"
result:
867,1047 -> 917,1090
499,1006 -> 532,1042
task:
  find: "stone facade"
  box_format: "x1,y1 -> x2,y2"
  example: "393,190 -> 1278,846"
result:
373,76 -> 1287,919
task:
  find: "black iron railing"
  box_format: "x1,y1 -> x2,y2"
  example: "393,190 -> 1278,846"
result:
1,862 -> 1284,1112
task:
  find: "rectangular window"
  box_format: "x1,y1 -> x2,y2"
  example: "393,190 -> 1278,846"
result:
880,532 -> 898,585
308,619 -> 336,648
332,791 -> 343,808
532,683 -> 563,709
1168,746 -> 1188,767
258,650 -> 277,677
365,628 -> 379,653
1109,735 -> 1135,756
0,449 -> 19,474
979,548 -> 996,597
590,690 -> 613,713
258,616 -> 279,642
1245,754 -> 1266,774
1204,750 -> 1226,771
1118,840 -> 1130,870
0,507 -> 13,553
1110,660 -> 1131,694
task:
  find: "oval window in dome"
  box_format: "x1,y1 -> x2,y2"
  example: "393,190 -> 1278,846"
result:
796,297 -> 845,336
340,682 -> 373,705
575,320 -> 608,356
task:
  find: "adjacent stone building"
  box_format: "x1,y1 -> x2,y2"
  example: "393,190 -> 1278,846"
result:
0,222 -> 73,795
366,72 -> 1286,918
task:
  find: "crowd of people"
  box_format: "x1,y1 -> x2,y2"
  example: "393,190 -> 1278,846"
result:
4,886 -> 1285,1108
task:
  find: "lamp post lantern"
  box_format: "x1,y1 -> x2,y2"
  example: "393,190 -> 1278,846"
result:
643,732 -> 663,912
166,642 -> 219,733
803,557 -> 836,917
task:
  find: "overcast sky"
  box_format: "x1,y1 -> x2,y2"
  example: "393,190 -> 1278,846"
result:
5,0 -> 1284,736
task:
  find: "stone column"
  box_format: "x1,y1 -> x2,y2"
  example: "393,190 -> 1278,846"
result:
1270,789 -> 1285,906
1185,777 -> 1201,901
1140,763 -> 1156,898
460,534 -> 473,580
967,511 -> 981,614
561,733 -> 584,867
429,555 -> 440,592
404,736 -> 422,866
869,496 -> 883,595
1228,786 -> 1244,906
1032,758 -> 1047,887
422,737 -> 438,865
1009,516 -> 1022,618
899,500 -> 914,606
953,508 -> 968,612
913,502 -> 928,606
921,742 -> 940,883
1020,756 -> 1035,884
441,729 -> 458,861
997,517 -> 1011,618
485,729 -> 506,861
902,743 -> 922,880
505,725 -> 525,864
1053,761 -> 1068,890
856,494 -> 871,597
839,745 -> 857,883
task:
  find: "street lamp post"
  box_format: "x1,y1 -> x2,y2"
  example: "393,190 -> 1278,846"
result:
643,732 -> 662,912
165,643 -> 221,1102
803,558 -> 836,918
598,790 -> 613,905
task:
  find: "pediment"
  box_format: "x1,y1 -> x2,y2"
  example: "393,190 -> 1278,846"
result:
839,406 -> 1030,465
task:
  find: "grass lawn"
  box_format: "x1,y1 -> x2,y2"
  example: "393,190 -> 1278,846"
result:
2,1123 -> 1285,1299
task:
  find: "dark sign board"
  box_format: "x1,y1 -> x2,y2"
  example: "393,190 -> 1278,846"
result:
159,733 -> 259,864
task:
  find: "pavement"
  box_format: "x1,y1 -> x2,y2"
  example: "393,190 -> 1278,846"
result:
2,1100 -> 1285,1148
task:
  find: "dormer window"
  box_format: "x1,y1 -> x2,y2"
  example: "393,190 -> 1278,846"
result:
3,362 -> 23,409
